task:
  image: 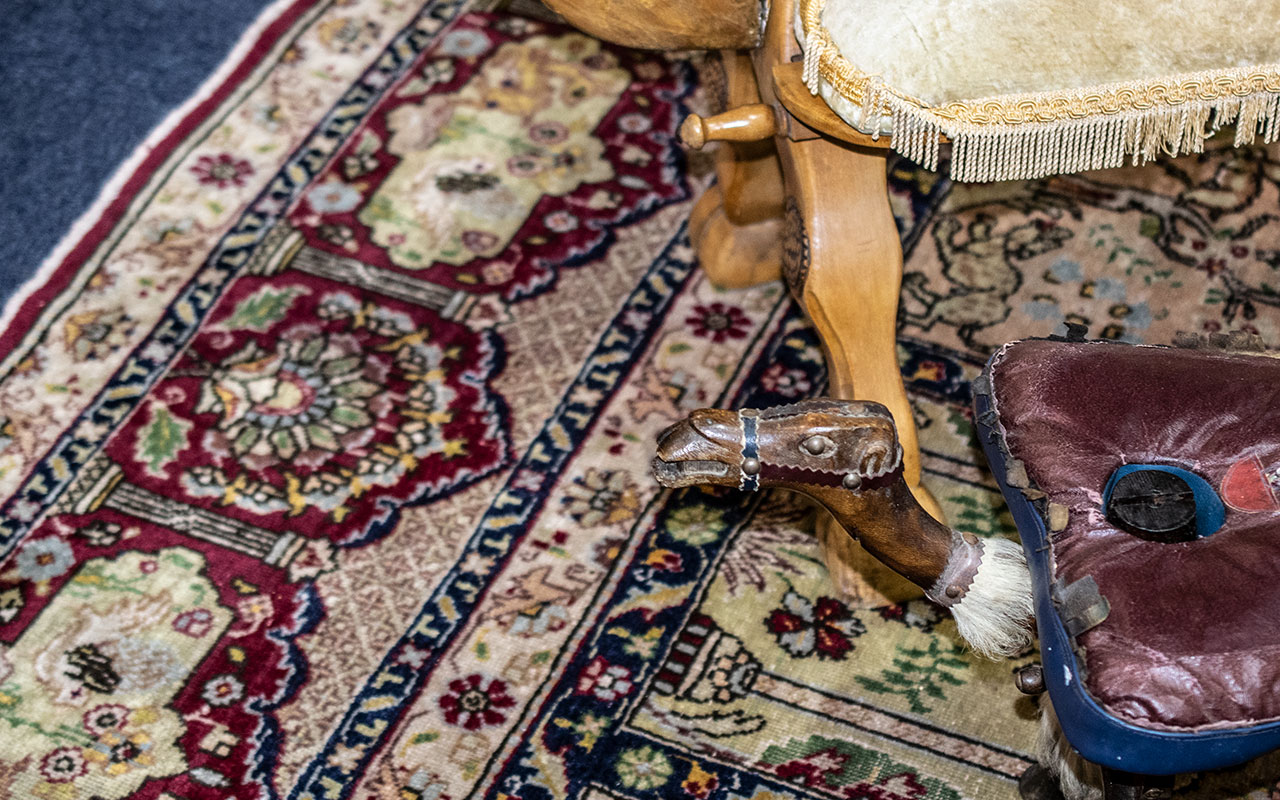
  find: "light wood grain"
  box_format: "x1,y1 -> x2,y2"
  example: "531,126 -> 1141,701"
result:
778,139 -> 939,512
605,0 -> 948,602
714,52 -> 786,228
680,104 -> 776,149
778,136 -> 946,603
688,184 -> 784,288
686,50 -> 785,288
770,62 -> 949,149
772,62 -> 889,147
542,0 -> 760,50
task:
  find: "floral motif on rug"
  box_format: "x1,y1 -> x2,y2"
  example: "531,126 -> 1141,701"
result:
0,3 -> 695,798
3,3 -> 1280,800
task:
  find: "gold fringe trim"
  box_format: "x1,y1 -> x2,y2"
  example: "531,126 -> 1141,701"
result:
798,0 -> 1280,181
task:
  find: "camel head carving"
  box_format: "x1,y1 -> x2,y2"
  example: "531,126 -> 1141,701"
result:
654,398 -> 1032,659
652,399 -> 901,492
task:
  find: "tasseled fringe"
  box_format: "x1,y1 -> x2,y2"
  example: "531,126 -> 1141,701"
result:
896,90 -> 1280,183
801,29 -> 826,92
1037,697 -> 1104,800
948,536 -> 1034,660
802,48 -> 1280,182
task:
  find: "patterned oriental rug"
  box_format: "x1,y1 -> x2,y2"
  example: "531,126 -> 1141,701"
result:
2,3 -> 1280,799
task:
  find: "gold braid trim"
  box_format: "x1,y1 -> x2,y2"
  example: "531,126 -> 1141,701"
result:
797,0 -> 1280,126
797,0 -> 1280,181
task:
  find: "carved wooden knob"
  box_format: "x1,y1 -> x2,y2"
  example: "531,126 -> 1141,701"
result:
679,104 -> 776,149
1014,663 -> 1045,695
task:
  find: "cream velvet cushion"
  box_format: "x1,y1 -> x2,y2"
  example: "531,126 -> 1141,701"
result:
798,0 -> 1280,181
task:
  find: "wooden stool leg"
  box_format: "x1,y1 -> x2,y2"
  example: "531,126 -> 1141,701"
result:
1101,770 -> 1172,800
1017,764 -> 1066,800
689,182 -> 784,289
779,135 -> 945,605
689,51 -> 785,289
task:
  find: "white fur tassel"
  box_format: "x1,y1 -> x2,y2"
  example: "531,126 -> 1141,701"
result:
949,536 -> 1035,659
1037,696 -> 1104,800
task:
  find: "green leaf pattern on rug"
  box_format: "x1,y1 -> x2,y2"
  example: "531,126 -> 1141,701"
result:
943,409 -> 973,440
854,639 -> 970,714
136,402 -> 192,477
222,286 -> 307,332
947,494 -> 1019,540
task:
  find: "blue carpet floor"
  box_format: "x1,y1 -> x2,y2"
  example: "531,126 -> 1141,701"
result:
0,0 -> 276,307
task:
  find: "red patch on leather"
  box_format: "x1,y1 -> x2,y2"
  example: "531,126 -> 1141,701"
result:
1221,456 -> 1280,512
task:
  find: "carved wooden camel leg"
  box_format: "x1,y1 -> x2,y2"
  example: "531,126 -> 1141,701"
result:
777,136 -> 945,604
552,0 -> 945,605
685,106 -> 945,604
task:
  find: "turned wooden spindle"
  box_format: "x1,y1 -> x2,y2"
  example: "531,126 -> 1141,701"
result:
679,104 -> 776,149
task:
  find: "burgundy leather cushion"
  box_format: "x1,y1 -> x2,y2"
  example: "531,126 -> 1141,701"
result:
989,340 -> 1280,732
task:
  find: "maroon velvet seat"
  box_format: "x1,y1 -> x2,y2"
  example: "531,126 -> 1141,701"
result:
987,340 -> 1280,733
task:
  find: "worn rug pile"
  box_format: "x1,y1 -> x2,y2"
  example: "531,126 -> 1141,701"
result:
2,2 -> 1280,799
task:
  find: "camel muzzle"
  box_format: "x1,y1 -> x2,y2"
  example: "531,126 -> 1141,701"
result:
652,410 -> 744,488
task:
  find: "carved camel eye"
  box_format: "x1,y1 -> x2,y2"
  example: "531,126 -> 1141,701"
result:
800,435 -> 836,458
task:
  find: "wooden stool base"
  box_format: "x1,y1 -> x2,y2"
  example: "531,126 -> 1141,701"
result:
689,184 -> 784,289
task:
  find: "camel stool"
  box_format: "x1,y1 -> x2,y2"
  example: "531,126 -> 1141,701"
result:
975,338 -> 1280,799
